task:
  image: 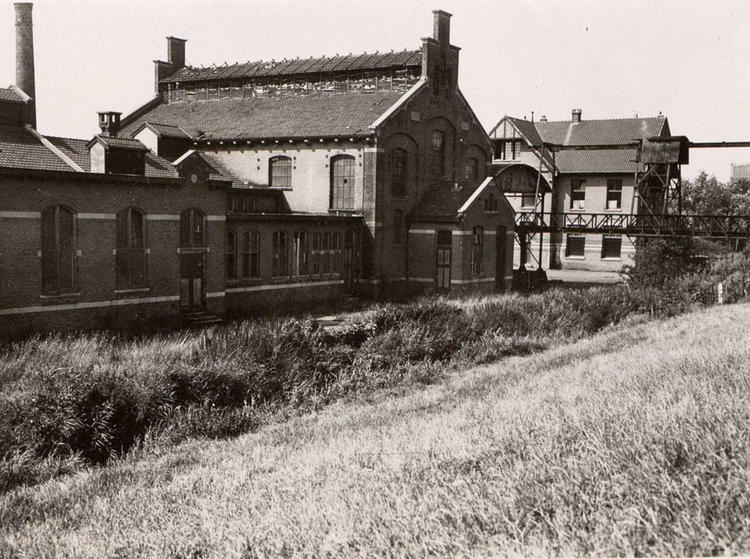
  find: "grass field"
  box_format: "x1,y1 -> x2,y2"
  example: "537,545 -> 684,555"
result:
1,301 -> 748,557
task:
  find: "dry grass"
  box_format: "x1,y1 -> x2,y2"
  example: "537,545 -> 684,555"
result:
1,303 -> 749,557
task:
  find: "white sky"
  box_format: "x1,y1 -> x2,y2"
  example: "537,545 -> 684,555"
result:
1,0 -> 749,181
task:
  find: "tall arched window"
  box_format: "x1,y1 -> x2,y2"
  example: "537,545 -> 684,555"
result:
116,207 -> 147,289
242,230 -> 260,279
293,230 -> 308,276
330,155 -> 355,210
41,205 -> 76,295
269,155 -> 292,188
180,208 -> 206,247
272,230 -> 289,277
391,148 -> 408,197
465,157 -> 479,182
430,130 -> 446,177
471,226 -> 484,274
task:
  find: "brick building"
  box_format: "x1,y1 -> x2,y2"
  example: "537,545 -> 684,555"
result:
489,110 -> 671,271
0,5 -> 515,337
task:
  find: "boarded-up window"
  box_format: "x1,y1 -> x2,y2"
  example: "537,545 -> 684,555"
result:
601,235 -> 622,259
566,234 -> 586,257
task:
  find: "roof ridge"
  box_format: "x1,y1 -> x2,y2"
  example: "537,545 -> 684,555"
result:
537,115 -> 666,124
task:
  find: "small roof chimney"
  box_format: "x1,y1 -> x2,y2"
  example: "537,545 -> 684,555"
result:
572,109 -> 582,123
15,2 -> 36,128
540,115 -> 547,122
167,36 -> 186,69
98,111 -> 122,137
433,10 -> 452,44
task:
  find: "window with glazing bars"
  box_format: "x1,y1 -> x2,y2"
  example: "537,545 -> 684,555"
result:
242,230 -> 260,279
180,208 -> 206,247
430,130 -> 446,176
272,230 -> 288,277
330,155 -> 355,210
41,205 -> 76,295
607,179 -> 623,210
226,230 -> 237,281
269,156 -> 292,188
116,207 -> 146,289
570,179 -> 586,210
465,157 -> 479,181
471,226 -> 483,274
293,230 -> 309,276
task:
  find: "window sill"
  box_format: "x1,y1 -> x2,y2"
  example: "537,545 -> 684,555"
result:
601,257 -> 622,261
114,287 -> 151,295
328,209 -> 357,215
269,186 -> 293,191
177,247 -> 210,254
604,208 -> 622,213
564,255 -> 586,260
568,208 -> 586,212
39,292 -> 82,301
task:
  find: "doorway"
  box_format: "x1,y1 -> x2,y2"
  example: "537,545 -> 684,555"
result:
180,252 -> 206,312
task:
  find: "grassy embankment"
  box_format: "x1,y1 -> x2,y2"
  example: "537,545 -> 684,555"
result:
1,297 -> 749,556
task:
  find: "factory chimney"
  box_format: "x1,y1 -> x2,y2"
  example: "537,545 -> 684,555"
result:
15,2 -> 36,128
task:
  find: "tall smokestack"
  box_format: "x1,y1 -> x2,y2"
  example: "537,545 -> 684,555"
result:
15,3 -> 36,128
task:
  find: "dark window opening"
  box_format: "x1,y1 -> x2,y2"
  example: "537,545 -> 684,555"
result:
41,205 -> 76,295
391,148 -> 408,197
116,207 -> 146,289
471,226 -> 483,274
602,235 -> 622,259
566,234 -> 586,257
180,208 -> 206,247
430,130 -> 446,176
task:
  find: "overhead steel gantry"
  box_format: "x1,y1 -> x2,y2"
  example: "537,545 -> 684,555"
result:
514,136 -> 750,274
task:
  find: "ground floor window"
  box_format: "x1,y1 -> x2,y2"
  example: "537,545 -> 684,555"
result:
41,205 -> 76,294
601,235 -> 622,259
272,230 -> 289,277
565,234 -> 586,257
226,230 -> 238,281
293,230 -> 309,276
471,226 -> 483,274
242,230 -> 260,279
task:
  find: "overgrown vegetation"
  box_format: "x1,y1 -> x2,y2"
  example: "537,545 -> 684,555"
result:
2,301 -> 749,557
0,286 -> 694,493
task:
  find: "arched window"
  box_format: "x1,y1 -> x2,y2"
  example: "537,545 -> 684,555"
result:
330,155 -> 355,210
116,207 -> 146,289
272,230 -> 288,277
41,205 -> 76,294
471,226 -> 484,274
242,230 -> 260,279
465,157 -> 479,182
269,155 -> 292,188
391,148 -> 408,197
293,230 -> 308,276
393,209 -> 404,245
180,208 -> 206,247
226,230 -> 238,281
430,130 -> 446,177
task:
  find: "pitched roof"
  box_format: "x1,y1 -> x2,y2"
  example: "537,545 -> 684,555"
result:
47,134 -> 179,178
534,116 -> 667,146
0,125 -> 77,172
119,91 -> 405,141
410,177 -> 486,221
161,49 -> 422,83
135,122 -> 192,139
89,135 -> 150,150
0,87 -> 27,103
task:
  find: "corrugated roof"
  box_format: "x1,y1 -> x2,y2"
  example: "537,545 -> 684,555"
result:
535,117 -> 667,146
0,125 -> 75,172
161,49 -> 422,83
119,91 -> 404,140
0,87 -> 26,103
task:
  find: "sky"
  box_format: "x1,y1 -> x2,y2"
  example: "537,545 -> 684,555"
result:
0,0 -> 749,181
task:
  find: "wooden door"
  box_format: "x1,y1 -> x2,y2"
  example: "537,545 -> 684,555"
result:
180,252 -> 206,311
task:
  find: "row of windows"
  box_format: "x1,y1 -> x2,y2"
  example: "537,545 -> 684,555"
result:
41,206 -> 209,296
496,140 -> 523,162
565,234 -> 623,259
570,179 -> 623,211
263,155 -> 357,209
226,229 -> 357,280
